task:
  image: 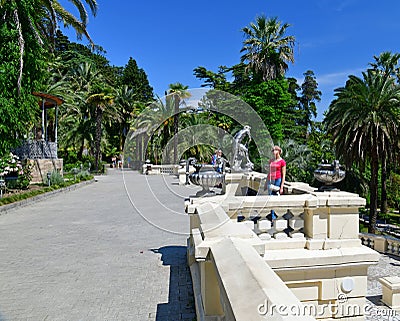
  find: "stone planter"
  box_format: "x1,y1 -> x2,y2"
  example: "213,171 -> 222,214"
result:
189,164 -> 225,196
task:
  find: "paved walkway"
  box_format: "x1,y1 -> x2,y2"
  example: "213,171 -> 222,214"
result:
366,254 -> 400,321
0,169 -> 399,321
0,169 -> 198,321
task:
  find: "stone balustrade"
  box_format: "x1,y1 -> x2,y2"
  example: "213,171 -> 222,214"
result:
187,172 -> 380,321
359,233 -> 400,257
141,163 -> 179,175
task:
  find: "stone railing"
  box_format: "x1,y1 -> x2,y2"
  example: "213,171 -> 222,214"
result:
186,172 -> 380,321
13,140 -> 58,159
141,164 -> 179,175
359,233 -> 400,257
187,205 -> 316,321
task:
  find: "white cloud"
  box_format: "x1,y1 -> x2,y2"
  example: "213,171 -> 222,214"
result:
315,0 -> 359,12
316,68 -> 363,86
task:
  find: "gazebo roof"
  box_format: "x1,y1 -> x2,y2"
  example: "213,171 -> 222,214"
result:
33,92 -> 64,109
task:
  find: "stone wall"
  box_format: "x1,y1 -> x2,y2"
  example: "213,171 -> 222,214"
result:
27,159 -> 63,184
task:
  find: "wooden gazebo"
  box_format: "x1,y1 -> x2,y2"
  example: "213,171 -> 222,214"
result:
33,91 -> 64,146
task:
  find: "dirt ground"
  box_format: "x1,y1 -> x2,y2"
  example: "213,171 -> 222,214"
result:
1,184 -> 43,198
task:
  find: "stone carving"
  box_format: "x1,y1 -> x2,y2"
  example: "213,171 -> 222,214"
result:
231,125 -> 254,172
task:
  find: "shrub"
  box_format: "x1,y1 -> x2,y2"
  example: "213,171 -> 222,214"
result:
76,170 -> 91,181
16,161 -> 33,189
0,152 -> 22,177
44,170 -> 65,187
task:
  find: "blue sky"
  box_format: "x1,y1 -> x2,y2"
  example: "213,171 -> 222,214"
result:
61,0 -> 400,120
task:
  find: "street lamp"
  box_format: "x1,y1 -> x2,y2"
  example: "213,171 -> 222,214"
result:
46,172 -> 51,186
71,168 -> 79,181
0,179 -> 5,198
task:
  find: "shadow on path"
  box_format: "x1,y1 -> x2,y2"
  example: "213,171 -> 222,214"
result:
151,246 -> 196,321
366,295 -> 383,306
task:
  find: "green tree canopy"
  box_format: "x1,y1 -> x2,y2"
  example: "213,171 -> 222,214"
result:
240,15 -> 295,81
324,69 -> 400,233
121,57 -> 154,102
241,79 -> 293,141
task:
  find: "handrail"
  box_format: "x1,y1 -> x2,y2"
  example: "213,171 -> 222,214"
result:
359,233 -> 400,256
142,163 -> 179,175
13,140 -> 58,159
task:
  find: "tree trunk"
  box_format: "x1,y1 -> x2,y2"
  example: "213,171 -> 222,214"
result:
162,124 -> 170,164
381,152 -> 388,215
120,123 -> 128,152
173,95 -> 179,164
119,125 -> 124,152
78,139 -> 85,160
368,154 -> 379,234
94,107 -> 103,171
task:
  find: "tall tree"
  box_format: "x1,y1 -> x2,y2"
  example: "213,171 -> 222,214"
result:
280,139 -> 313,182
121,57 -> 154,102
87,85 -> 115,171
0,0 -> 98,93
298,70 -> 321,139
368,52 -> 400,215
61,62 -> 101,159
0,1 -> 46,155
112,85 -> 140,151
0,0 -> 97,155
281,77 -> 303,139
324,69 -> 400,233
193,66 -> 229,90
240,15 -> 295,81
166,83 -> 191,163
241,79 -> 293,141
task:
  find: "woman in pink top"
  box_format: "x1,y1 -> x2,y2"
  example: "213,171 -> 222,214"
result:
268,145 -> 286,195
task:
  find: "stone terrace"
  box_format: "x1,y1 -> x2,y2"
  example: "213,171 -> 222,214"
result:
0,170 -> 398,320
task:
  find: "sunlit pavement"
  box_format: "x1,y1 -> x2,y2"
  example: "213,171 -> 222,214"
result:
0,168 -> 398,320
0,169 -> 197,321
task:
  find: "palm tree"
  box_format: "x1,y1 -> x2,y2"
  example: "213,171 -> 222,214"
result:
114,85 -> 140,151
240,15 -> 295,81
63,62 -> 101,158
368,52 -> 400,215
324,69 -> 400,233
280,139 -> 312,182
166,83 -> 191,163
134,96 -> 174,163
0,0 -> 97,94
87,86 -> 115,171
57,62 -> 120,169
179,112 -> 217,162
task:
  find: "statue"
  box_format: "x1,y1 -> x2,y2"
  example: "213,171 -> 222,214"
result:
231,125 -> 254,172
